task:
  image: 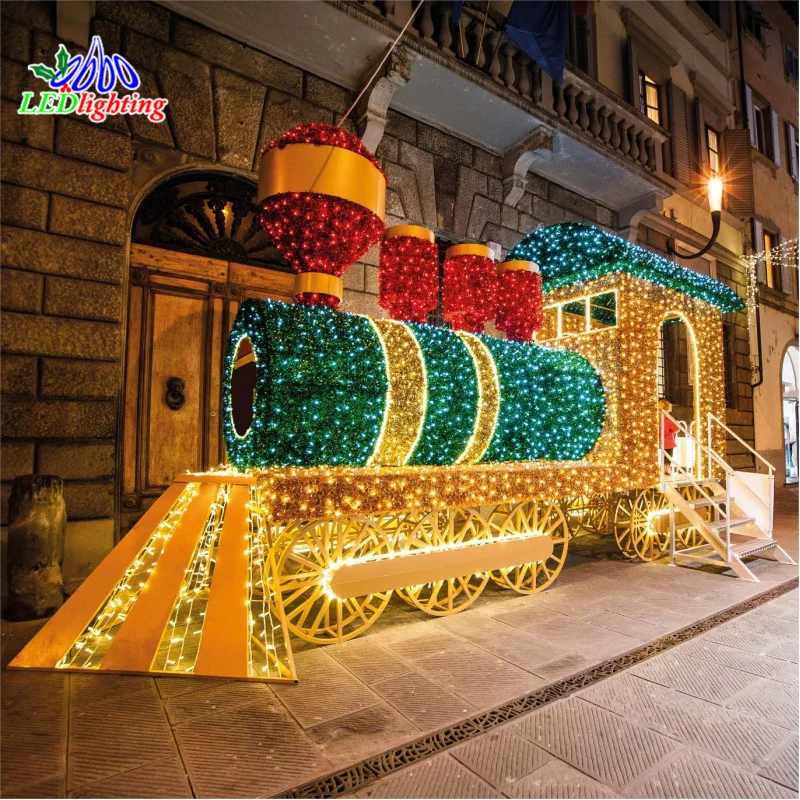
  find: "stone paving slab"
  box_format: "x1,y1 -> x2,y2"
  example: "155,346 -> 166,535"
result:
68,757 -> 192,799
358,753 -> 496,798
1,491 -> 797,799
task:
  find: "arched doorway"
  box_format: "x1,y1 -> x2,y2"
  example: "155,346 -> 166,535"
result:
782,344 -> 799,484
657,313 -> 700,434
120,171 -> 294,531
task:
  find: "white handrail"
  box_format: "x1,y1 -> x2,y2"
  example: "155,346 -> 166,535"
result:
708,413 -> 775,475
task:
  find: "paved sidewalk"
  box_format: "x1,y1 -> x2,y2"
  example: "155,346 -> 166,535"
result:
1,488 -> 797,798
358,588 -> 799,798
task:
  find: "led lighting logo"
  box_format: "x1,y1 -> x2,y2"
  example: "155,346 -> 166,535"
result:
19,36 -> 168,123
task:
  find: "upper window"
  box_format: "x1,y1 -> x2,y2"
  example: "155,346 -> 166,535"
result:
752,101 -> 769,156
696,1 -> 722,26
638,72 -> 661,125
706,126 -> 721,174
764,231 -> 782,291
785,41 -> 799,83
744,3 -> 769,42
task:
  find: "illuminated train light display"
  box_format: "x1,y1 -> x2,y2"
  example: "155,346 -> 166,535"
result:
11,125 -> 746,683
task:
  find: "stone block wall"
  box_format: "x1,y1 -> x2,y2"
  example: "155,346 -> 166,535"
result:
0,0 -> 747,591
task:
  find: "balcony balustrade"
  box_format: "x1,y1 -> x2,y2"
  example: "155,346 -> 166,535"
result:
358,0 -> 668,177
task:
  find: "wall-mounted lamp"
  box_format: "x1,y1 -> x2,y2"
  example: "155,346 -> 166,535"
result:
667,177 -> 723,260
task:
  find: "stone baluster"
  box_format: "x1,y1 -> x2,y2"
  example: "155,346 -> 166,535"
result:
600,108 -> 612,143
589,102 -> 602,138
384,0 -> 396,16
532,63 -> 542,104
517,52 -> 532,100
577,93 -> 591,131
618,121 -> 630,155
628,126 -> 640,162
503,39 -> 518,91
645,137 -> 657,170
488,30 -> 503,82
609,113 -> 621,150
638,132 -> 649,166
554,84 -> 567,117
437,2 -> 454,54
392,0 -> 416,30
420,1 -> 435,42
469,18 -> 487,68
565,86 -> 579,126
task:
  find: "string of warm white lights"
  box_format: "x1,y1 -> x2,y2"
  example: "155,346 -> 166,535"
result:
247,486 -> 287,677
58,483 -> 201,669
740,237 -> 799,320
152,484 -> 228,674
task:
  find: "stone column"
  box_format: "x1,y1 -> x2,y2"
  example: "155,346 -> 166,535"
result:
6,475 -> 66,620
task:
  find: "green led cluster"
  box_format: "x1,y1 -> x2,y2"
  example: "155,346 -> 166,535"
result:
224,300 -> 387,469
507,222 -> 745,313
481,337 -> 605,462
407,323 -> 478,465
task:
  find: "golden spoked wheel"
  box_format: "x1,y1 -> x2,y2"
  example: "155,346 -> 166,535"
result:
615,488 -> 670,561
490,500 -> 569,594
560,495 -> 591,538
613,492 -> 636,559
395,507 -> 493,616
585,493 -> 611,535
562,494 -> 612,537
273,517 -> 392,644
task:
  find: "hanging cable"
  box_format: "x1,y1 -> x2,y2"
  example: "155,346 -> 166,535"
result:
337,1 -> 423,129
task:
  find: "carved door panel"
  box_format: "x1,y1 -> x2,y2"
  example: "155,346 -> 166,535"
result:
121,244 -> 293,533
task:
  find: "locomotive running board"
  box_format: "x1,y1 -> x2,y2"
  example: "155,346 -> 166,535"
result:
9,475 -> 297,683
328,535 -> 554,598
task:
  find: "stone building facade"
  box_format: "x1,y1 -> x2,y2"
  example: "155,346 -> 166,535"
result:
732,0 -> 799,482
0,0 -> 765,592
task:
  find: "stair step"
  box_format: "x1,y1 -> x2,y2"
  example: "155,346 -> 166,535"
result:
733,539 -> 779,557
665,477 -> 719,488
687,495 -> 726,509
708,516 -> 755,532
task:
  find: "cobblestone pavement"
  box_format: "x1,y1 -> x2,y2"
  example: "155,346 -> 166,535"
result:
1,489 -> 797,799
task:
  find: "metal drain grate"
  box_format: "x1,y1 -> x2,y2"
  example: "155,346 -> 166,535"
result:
280,577 -> 798,799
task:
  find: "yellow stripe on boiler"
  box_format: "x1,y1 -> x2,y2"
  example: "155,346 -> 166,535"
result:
367,320 -> 428,466
455,333 -> 500,464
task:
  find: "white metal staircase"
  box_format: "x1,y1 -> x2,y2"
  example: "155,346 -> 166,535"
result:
660,412 -> 795,581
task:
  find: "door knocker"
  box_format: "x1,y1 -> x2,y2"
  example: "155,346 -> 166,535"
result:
165,377 -> 186,411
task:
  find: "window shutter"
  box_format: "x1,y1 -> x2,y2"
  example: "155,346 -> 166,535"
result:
694,97 -> 708,173
753,219 -> 766,284
779,236 -> 793,295
669,82 -> 692,185
574,14 -> 591,75
626,36 -> 639,106
744,83 -> 758,147
787,122 -> 798,179
770,109 -> 782,166
723,128 -> 755,216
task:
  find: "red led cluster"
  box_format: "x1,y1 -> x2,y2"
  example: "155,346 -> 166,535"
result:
263,122 -> 384,175
379,235 -> 439,323
257,193 -> 384,308
258,123 -> 385,310
442,254 -> 498,333
495,269 -> 544,341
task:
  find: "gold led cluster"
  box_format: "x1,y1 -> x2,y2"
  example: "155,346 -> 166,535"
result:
456,333 -> 500,463
368,319 -> 427,466
256,461 -> 620,523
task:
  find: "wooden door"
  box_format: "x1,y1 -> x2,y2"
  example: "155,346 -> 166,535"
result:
121,244 -> 293,532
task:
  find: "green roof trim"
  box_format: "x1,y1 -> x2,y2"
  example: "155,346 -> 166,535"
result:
506,222 -> 745,313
